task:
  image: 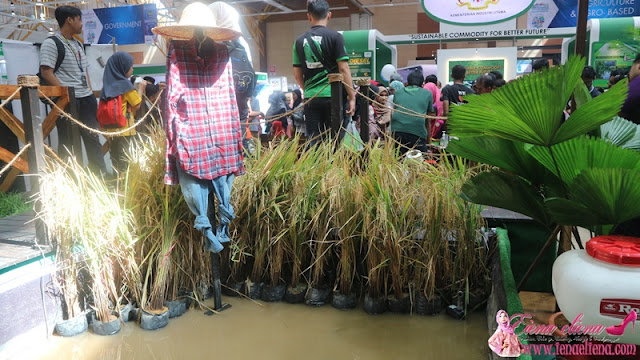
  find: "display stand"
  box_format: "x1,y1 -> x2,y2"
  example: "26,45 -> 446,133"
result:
204,252 -> 231,315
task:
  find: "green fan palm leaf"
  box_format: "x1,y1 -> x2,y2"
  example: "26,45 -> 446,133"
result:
461,170 -> 551,226
448,56 -> 585,146
447,136 -> 546,183
552,79 -> 628,144
545,168 -> 640,226
601,117 -> 640,150
527,136 -> 640,184
573,81 -> 592,109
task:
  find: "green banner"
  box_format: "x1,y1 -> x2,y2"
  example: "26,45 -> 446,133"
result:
348,52 -> 373,79
448,59 -> 505,81
592,40 -> 640,88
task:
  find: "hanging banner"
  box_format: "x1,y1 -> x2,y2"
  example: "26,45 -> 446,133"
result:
423,0 -> 535,25
528,0 -> 640,29
82,4 -> 157,45
448,59 -> 505,81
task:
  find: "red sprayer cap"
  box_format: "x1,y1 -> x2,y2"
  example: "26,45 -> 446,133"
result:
586,236 -> 640,267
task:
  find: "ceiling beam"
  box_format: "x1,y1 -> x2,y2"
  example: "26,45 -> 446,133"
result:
263,0 -> 292,12
257,8 -> 356,22
347,0 -> 372,15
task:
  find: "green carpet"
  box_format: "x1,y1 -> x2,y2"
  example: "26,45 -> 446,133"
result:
497,228 -> 555,360
491,221 -> 556,293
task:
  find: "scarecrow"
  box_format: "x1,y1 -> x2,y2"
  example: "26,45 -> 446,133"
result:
153,2 -> 244,314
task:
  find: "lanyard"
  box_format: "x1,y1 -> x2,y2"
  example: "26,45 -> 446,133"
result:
59,34 -> 83,72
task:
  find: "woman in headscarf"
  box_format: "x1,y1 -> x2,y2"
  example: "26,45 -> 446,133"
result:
372,86 -> 392,133
388,80 -> 405,111
424,76 -> 444,139
100,51 -> 145,172
266,91 -> 287,136
291,89 -> 305,136
488,310 -> 525,357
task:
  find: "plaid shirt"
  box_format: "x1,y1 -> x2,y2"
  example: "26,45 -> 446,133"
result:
164,39 -> 245,185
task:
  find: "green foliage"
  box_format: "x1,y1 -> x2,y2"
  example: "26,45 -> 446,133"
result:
462,170 -> 550,226
447,136 -> 546,184
0,192 -> 31,218
448,56 -> 640,228
527,136 -> 640,184
601,117 -> 640,150
545,168 -> 640,226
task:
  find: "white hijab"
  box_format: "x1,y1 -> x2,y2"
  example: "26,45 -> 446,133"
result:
209,2 -> 253,66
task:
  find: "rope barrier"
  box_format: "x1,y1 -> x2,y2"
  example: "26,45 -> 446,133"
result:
342,81 -> 449,121
0,143 -> 31,178
0,86 -> 23,112
39,88 -> 164,137
249,82 -> 333,126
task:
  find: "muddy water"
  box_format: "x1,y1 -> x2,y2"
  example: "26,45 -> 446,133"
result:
23,298 -> 488,360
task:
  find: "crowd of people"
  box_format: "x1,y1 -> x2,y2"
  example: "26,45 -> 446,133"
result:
33,0 -> 640,174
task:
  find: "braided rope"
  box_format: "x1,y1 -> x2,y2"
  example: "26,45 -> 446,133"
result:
0,86 -> 23,112
342,81 -> 449,121
39,89 -> 164,137
248,82 -> 333,126
0,143 -> 31,178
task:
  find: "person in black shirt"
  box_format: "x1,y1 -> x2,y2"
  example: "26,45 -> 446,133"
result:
441,65 -> 475,116
533,59 -> 550,73
292,0 -> 355,145
582,66 -> 601,98
489,70 -> 503,81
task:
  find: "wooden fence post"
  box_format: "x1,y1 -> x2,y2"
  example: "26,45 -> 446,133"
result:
66,87 -> 83,162
18,75 -> 48,246
329,73 -> 344,140
356,79 -> 370,144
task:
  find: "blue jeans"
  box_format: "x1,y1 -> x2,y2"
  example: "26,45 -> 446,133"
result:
176,164 -> 235,253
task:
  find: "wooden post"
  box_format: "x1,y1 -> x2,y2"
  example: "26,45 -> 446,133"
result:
18,75 -> 48,246
356,79 -> 370,144
575,0 -> 589,56
329,73 -> 344,140
66,87 -> 83,162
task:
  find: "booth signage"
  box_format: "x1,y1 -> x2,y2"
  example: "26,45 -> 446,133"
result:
591,40 -> 640,87
528,0 -> 640,29
384,27 -> 575,45
423,0 -> 535,25
82,4 -> 157,45
448,59 -> 505,81
348,53 -> 372,79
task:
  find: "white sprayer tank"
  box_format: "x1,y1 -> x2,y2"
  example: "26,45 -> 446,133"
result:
552,235 -> 640,345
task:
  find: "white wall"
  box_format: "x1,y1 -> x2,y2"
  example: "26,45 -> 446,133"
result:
437,47 -> 518,84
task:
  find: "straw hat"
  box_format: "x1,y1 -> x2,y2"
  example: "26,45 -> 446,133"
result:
152,2 -> 241,42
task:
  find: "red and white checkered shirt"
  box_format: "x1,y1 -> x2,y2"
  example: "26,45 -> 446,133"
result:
164,39 -> 245,185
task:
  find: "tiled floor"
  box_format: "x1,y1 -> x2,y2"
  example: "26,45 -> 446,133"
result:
0,211 -> 44,271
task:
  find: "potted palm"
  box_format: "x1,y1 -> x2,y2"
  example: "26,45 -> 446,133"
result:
447,56 -> 640,339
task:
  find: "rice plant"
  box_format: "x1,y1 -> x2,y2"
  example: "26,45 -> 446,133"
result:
38,157 -> 140,322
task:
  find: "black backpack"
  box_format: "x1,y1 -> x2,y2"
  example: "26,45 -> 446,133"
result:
37,35 -> 65,85
226,40 -> 255,98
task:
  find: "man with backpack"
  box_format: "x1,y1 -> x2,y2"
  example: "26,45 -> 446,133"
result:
39,6 -> 106,173
293,0 -> 355,146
